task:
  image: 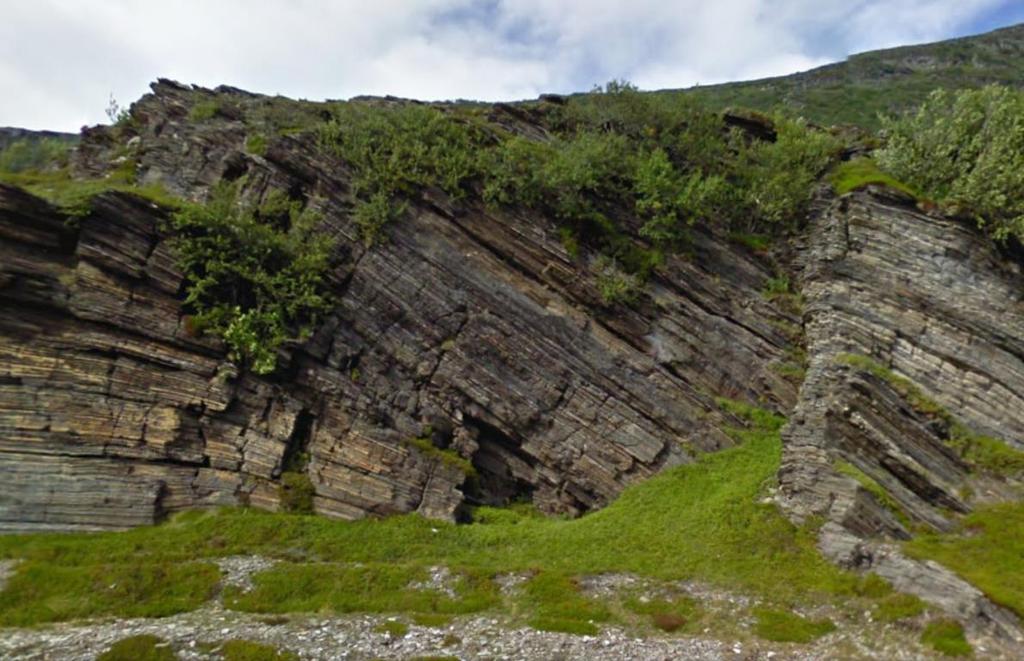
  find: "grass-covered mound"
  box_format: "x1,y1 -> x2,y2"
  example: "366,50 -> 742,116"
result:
906,503 -> 1024,617
0,403 -> 895,636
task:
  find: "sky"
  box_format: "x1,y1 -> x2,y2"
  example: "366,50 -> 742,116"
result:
2,0 -> 1024,132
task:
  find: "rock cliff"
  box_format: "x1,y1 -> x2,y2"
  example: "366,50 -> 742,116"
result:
1,81 -> 800,531
2,80 -> 1024,636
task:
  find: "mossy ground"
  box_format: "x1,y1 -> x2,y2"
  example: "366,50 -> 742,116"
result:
828,158 -> 920,198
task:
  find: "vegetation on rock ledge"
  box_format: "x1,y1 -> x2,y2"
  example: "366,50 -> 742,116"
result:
170,184 -> 334,374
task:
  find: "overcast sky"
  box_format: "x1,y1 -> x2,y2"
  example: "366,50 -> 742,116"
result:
3,0 -> 1024,132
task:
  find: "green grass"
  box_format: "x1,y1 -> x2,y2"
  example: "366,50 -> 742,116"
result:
873,593 -> 926,623
727,232 -> 771,252
189,100 -> 221,121
838,353 -> 1024,479
225,563 -> 498,616
0,168 -> 179,217
98,635 -> 176,661
245,134 -> 268,156
220,639 -> 298,661
906,503 -> 1024,617
753,608 -> 836,643
920,619 -> 972,657
374,620 -> 410,637
0,401 -> 883,631
521,572 -> 611,635
624,595 -> 703,633
0,561 -> 218,626
829,159 -> 920,197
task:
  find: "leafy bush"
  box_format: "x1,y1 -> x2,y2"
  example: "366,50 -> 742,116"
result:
736,117 -> 841,226
279,471 -> 315,513
319,102 -> 484,244
0,137 -> 72,173
633,147 -> 729,245
170,184 -> 334,374
593,255 -> 641,304
878,85 -> 1024,242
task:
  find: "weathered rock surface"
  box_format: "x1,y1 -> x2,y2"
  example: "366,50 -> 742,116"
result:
0,82 -> 800,531
4,81 -> 1024,640
780,187 -> 1024,638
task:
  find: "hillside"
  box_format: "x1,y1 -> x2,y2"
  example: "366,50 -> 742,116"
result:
687,22 -> 1024,128
1,27 -> 1024,657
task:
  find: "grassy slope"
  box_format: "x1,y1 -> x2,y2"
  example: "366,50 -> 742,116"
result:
0,405 -> 881,634
685,23 -> 1024,128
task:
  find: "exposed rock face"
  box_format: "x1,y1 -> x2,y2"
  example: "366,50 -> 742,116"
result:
4,81 -> 1024,637
780,187 -> 1024,639
0,82 -> 801,531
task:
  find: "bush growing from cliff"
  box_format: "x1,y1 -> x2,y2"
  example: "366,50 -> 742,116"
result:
170,184 -> 334,374
735,117 -> 840,226
318,86 -> 838,253
878,85 -> 1024,243
318,102 -> 485,244
0,137 -> 72,173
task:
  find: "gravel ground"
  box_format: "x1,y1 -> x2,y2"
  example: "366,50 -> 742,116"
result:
0,559 -> 1017,660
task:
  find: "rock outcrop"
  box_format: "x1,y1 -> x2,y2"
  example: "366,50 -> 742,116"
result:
3,80 -> 1024,638
0,81 -> 801,531
780,187 -> 1024,639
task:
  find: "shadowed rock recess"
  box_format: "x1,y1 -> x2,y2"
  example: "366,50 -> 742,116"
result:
2,80 -> 1024,635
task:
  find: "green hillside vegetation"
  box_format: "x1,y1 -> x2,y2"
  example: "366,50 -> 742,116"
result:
686,23 -> 1024,129
878,84 -> 1024,243
0,402 -> 894,638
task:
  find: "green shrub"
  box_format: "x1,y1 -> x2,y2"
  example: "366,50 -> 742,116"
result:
189,100 -> 221,121
245,134 -> 268,156
220,639 -> 298,661
0,137 -> 72,173
278,471 -> 315,513
878,85 -> 1024,242
98,635 -> 177,661
736,116 -> 841,226
169,184 -> 334,374
633,147 -> 729,246
593,256 -> 641,304
920,619 -> 972,657
318,102 -> 484,243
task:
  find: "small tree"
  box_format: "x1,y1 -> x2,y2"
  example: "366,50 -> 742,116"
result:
878,85 -> 1024,242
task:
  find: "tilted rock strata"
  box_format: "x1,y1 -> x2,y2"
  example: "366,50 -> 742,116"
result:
780,188 -> 1024,638
0,82 -> 799,531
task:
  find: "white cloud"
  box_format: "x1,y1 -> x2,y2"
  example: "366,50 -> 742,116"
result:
0,0 -> 1011,131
